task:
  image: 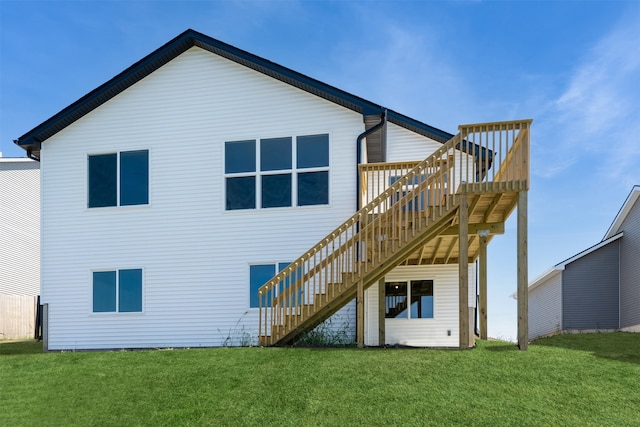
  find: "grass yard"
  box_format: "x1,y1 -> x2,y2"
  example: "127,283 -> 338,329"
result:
1,333 -> 639,426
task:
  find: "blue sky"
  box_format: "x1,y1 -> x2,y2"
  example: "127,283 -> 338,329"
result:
2,0 -> 639,340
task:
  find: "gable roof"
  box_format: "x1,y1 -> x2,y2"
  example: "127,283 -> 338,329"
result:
603,185 -> 640,240
13,29 -> 453,160
527,232 -> 624,291
529,185 -> 640,292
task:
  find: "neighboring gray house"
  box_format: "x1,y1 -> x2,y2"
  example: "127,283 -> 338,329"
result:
0,156 -> 40,339
528,186 -> 640,340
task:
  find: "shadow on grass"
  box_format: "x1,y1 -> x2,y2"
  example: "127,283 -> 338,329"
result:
532,332 -> 640,365
0,340 -> 43,355
482,341 -> 520,352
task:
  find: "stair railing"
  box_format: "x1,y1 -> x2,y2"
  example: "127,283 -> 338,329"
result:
259,119 -> 531,345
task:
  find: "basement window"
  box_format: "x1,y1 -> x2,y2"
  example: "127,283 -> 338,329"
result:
249,262 -> 303,308
385,280 -> 433,319
93,269 -> 143,313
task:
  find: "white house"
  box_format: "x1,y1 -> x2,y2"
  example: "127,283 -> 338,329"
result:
528,186 -> 640,340
0,155 -> 40,339
14,30 -> 531,351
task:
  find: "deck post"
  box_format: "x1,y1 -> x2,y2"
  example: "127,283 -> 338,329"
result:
459,192 -> 469,348
378,277 -> 385,347
479,232 -> 488,340
517,190 -> 529,350
357,280 -> 365,348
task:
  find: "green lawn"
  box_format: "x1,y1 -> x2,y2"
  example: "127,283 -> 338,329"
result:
2,333 -> 639,426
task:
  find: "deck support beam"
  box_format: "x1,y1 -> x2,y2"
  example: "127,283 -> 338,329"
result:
357,280 -> 365,348
478,232 -> 488,340
459,193 -> 470,348
517,190 -> 529,350
378,277 -> 385,347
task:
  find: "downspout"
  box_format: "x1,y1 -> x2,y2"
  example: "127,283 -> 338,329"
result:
354,109 -> 386,347
14,138 -> 41,162
27,149 -> 40,162
356,109 -> 387,210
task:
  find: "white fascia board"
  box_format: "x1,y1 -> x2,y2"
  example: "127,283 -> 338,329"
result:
557,232 -> 623,267
527,267 -> 564,292
0,157 -> 37,163
604,186 -> 640,240
522,231 -> 625,296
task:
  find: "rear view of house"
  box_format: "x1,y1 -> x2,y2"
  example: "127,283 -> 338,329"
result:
13,29 -> 531,351
528,186 -> 640,340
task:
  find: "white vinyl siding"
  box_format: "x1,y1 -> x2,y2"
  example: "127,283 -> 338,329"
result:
528,271 -> 562,340
364,264 -> 475,347
40,47 -> 362,350
386,124 -> 443,162
385,123 -> 472,196
0,159 -> 40,296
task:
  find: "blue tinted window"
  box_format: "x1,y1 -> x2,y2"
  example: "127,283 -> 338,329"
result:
278,262 -> 303,307
119,269 -> 142,312
261,137 -> 291,171
120,150 -> 149,206
297,134 -> 329,168
226,177 -> 256,210
250,264 -> 276,308
88,154 -> 117,208
262,174 -> 292,208
93,271 -> 116,312
410,280 -> 434,319
225,140 -> 256,173
298,171 -> 328,206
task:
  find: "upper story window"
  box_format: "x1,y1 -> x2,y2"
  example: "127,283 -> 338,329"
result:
225,134 -> 329,210
88,150 -> 149,208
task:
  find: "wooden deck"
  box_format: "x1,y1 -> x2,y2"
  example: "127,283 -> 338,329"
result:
258,119 -> 532,350
396,186 -> 522,265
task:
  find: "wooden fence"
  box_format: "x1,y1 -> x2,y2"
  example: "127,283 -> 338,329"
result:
0,294 -> 37,340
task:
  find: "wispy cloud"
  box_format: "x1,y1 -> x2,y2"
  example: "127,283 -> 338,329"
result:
322,7 -> 478,132
547,7 -> 640,183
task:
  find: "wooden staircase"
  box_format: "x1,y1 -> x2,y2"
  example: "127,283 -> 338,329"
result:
258,119 -> 531,346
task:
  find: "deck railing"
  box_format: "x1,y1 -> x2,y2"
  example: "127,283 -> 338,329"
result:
259,119 -> 531,345
360,119 -> 531,206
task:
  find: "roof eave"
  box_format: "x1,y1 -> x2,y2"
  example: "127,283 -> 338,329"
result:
527,267 -> 564,293
603,186 -> 640,239
13,29 -> 455,157
527,231 -> 625,294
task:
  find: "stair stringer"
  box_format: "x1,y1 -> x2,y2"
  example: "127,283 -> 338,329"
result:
270,202 -> 460,346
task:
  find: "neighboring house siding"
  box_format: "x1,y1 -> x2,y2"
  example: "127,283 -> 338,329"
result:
619,198 -> 640,328
562,240 -> 620,330
528,272 -> 562,340
0,159 -> 40,296
40,47 -> 364,349
364,264 -> 475,347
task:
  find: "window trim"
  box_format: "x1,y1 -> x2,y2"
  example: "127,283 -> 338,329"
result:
248,261 -> 302,309
87,149 -> 150,209
384,279 -> 434,320
91,267 -> 144,314
224,134 -> 330,211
